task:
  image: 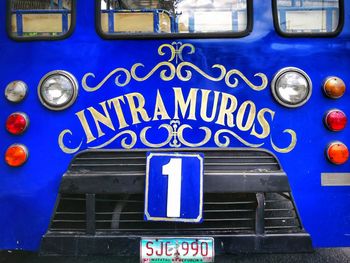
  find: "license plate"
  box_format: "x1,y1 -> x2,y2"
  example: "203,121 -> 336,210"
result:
140,238 -> 214,262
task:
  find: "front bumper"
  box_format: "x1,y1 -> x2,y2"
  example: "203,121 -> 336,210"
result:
41,233 -> 312,256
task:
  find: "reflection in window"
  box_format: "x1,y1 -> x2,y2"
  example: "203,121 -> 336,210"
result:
100,0 -> 248,35
10,0 -> 72,38
276,0 -> 340,33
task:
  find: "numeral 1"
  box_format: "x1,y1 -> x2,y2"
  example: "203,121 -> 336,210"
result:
162,158 -> 182,218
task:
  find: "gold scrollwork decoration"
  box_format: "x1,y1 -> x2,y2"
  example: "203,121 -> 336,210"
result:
58,129 -> 83,154
82,68 -> 131,92
131,62 -> 176,82
81,42 -> 270,92
177,62 -> 227,82
225,70 -> 268,91
214,129 -> 264,148
158,44 -> 176,62
270,129 -> 297,153
88,130 -> 137,149
158,42 -> 195,64
176,43 -> 195,63
169,120 -> 181,147
177,125 -> 212,147
140,124 -> 173,148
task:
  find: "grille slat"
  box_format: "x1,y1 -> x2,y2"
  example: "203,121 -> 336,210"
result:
265,226 -> 300,230
68,149 -> 281,174
71,162 -> 277,167
60,197 -> 86,201
94,209 -> 256,215
95,227 -> 253,232
56,212 -> 85,215
205,201 -> 256,205
53,220 -> 86,223
95,199 -> 144,203
95,218 -> 255,223
75,156 -> 275,161
265,217 -> 298,220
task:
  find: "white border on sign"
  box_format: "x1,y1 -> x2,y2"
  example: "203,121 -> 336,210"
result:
144,152 -> 204,223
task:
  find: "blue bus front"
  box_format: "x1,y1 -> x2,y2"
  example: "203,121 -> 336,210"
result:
0,0 -> 349,258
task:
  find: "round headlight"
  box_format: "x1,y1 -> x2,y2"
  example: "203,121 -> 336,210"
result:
38,70 -> 78,111
271,67 -> 312,108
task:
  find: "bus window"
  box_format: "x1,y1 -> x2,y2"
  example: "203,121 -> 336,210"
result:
98,0 -> 251,38
8,0 -> 74,40
275,0 -> 342,36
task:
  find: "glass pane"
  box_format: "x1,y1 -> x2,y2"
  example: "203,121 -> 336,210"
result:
100,0 -> 248,35
10,0 -> 72,38
276,0 -> 340,33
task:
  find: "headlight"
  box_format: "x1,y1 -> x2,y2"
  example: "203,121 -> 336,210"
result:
271,67 -> 312,108
38,70 -> 78,111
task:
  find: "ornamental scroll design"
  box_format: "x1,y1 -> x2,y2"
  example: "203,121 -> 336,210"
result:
82,42 -> 268,92
59,121 -> 296,154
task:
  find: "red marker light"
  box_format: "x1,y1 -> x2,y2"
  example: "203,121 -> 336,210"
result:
326,142 -> 349,165
6,112 -> 29,135
325,110 -> 347,131
5,144 -> 28,167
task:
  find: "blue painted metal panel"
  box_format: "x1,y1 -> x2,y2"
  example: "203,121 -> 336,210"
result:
0,0 -> 349,252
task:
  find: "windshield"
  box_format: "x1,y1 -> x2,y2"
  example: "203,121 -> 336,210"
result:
276,0 -> 340,34
99,0 -> 248,35
9,0 -> 73,39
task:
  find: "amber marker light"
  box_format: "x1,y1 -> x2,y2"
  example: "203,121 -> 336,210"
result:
326,142 -> 349,165
6,112 -> 29,135
5,144 -> 28,167
324,109 -> 347,132
323,77 -> 346,99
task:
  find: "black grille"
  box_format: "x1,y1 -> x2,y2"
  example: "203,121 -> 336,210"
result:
50,194 -> 86,232
264,193 -> 302,233
48,149 -> 301,235
94,193 -> 256,233
48,192 -> 302,235
68,149 -> 281,175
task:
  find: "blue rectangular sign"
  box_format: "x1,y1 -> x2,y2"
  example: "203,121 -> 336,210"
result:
145,152 -> 204,223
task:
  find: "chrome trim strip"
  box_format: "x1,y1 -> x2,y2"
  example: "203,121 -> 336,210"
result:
321,173 -> 350,186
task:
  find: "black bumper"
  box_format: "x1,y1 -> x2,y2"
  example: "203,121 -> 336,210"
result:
41,233 -> 313,256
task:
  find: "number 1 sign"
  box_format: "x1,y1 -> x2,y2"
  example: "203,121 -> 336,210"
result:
144,152 -> 204,223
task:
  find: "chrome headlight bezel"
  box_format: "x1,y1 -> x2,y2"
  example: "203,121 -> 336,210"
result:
271,67 -> 312,108
38,70 -> 78,111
